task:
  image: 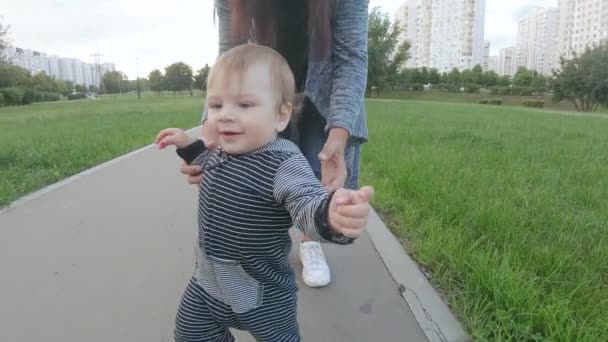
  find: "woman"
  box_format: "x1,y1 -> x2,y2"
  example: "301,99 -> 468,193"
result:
182,0 -> 369,288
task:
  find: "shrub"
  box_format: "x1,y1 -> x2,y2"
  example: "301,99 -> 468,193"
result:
0,92 -> 4,107
22,88 -> 36,105
500,87 -> 513,95
464,83 -> 481,93
33,90 -> 45,102
409,83 -> 424,91
479,99 -> 488,104
434,83 -> 461,93
522,100 -> 545,108
488,99 -> 503,105
67,92 -> 86,101
520,87 -> 535,96
0,88 -> 25,106
44,92 -> 61,102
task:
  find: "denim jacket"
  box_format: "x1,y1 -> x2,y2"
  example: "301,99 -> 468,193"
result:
211,0 -> 369,142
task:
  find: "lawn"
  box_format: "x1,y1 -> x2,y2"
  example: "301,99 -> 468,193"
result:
360,100 -> 608,341
373,89 -> 608,113
1,95 -> 607,340
0,94 -> 203,207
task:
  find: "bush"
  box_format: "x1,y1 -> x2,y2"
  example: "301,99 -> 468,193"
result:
22,88 -> 36,105
488,99 -> 503,105
0,92 -> 4,107
434,83 -> 462,93
409,83 -> 424,91
464,83 -> 481,93
479,99 -> 488,104
44,92 -> 61,102
522,100 -> 545,108
0,88 -> 25,106
67,92 -> 86,101
33,90 -> 45,103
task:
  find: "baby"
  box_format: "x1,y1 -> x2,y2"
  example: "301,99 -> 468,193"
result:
156,44 -> 373,342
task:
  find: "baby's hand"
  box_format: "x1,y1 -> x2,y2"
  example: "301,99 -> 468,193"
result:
155,128 -> 195,149
328,186 -> 374,238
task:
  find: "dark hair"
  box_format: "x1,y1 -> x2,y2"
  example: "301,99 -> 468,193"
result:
223,0 -> 334,60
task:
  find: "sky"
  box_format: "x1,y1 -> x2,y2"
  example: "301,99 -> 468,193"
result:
2,0 -> 557,79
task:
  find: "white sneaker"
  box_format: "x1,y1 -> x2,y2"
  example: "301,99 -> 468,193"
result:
299,241 -> 331,287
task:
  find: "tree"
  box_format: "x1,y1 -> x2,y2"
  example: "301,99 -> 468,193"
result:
428,68 -> 441,85
447,68 -> 462,85
0,18 -> 10,66
148,69 -> 165,94
31,72 -> 56,92
194,64 -> 211,91
74,84 -> 86,93
367,7 -> 410,96
513,67 -> 534,87
497,75 -> 511,87
470,65 -> 484,85
482,71 -> 499,87
409,68 -> 423,84
102,71 -> 125,94
552,43 -> 608,112
164,62 -> 193,95
0,64 -> 32,88
89,85 -> 99,93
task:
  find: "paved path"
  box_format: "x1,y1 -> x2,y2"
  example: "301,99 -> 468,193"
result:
0,144 -> 428,342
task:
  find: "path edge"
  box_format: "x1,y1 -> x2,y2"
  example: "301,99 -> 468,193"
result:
366,209 -> 469,342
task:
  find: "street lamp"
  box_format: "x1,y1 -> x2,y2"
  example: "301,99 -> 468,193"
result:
136,57 -> 141,100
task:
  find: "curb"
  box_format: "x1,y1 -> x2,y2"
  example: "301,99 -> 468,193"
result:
366,209 -> 469,342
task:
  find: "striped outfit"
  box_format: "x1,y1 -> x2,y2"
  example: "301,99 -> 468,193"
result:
174,138 -> 353,342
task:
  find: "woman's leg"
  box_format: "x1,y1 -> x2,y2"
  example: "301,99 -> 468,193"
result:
296,99 -> 333,287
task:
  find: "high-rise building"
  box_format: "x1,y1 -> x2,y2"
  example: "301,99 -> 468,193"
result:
516,7 -> 559,74
396,0 -> 486,71
395,1 -> 420,68
498,47 -> 518,77
48,55 -> 62,80
556,0 -> 608,64
1,45 -> 115,86
487,55 -> 500,74
482,41 -> 491,70
59,58 -> 74,82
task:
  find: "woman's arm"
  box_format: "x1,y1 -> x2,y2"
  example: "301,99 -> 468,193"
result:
326,0 -> 369,136
202,1 -> 248,121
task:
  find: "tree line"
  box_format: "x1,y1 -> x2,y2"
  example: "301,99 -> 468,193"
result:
367,7 -> 608,112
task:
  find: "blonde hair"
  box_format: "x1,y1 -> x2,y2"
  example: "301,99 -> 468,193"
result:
207,44 -> 303,120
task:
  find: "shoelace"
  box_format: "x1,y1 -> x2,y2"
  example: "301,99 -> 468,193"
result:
303,244 -> 324,267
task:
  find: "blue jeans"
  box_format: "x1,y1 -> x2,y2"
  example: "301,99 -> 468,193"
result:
281,98 -> 360,191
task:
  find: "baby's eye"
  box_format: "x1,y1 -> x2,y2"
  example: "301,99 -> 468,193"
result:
209,103 -> 222,109
238,102 -> 254,109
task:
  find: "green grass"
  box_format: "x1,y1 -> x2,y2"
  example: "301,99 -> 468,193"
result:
0,93 -> 203,206
361,100 -> 608,341
373,90 -> 608,114
2,94 -> 607,340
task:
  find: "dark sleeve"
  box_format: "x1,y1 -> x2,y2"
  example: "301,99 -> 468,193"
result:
326,0 -> 369,135
176,139 -> 211,166
273,154 -> 354,245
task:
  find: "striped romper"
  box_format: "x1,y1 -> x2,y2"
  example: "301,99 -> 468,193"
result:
173,138 -> 353,342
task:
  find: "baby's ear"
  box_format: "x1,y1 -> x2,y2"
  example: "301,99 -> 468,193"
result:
276,102 -> 293,132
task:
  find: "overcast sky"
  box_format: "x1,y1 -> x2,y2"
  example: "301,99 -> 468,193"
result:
3,0 -> 556,79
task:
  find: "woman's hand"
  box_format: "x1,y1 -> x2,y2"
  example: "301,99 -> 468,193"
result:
319,128 -> 349,192
181,163 -> 203,185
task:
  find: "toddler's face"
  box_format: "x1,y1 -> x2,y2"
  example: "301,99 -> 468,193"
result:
205,61 -> 290,155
